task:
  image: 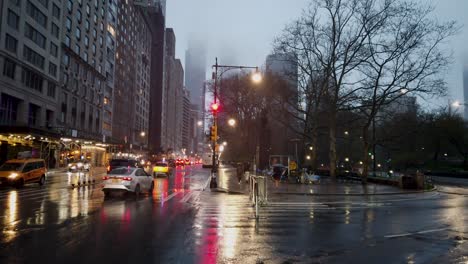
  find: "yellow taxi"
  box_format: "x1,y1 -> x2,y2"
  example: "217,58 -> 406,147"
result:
0,158 -> 47,188
152,162 -> 171,177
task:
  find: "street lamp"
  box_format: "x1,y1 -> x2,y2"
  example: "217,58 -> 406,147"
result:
140,131 -> 145,137
222,141 -> 227,146
209,57 -> 261,188
228,118 -> 236,127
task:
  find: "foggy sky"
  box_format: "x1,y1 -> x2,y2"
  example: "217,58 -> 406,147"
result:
166,0 -> 468,109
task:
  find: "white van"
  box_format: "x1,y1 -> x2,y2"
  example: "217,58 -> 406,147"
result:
202,153 -> 213,168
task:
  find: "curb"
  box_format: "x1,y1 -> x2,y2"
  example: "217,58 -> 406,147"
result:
271,187 -> 437,196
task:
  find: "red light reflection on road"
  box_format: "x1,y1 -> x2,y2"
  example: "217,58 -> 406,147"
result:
197,217 -> 219,264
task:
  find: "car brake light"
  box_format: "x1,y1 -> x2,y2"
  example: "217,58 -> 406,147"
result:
102,176 -> 109,180
107,166 -> 110,171
122,177 -> 132,181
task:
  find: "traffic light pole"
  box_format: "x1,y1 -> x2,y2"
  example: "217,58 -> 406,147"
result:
210,58 -> 219,188
209,58 -> 259,189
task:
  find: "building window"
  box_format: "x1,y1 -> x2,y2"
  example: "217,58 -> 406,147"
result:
49,62 -> 57,76
85,20 -> 90,31
100,22 -> 104,31
0,94 -> 20,125
5,34 -> 18,53
66,17 -> 72,31
23,45 -> 45,69
9,0 -> 20,7
26,1 -> 47,28
75,27 -> 81,40
51,23 -> 59,38
93,14 -> 97,24
21,67 -> 44,92
47,81 -> 56,98
74,44 -> 80,54
24,23 -> 46,49
7,9 -> 19,30
99,36 -> 103,46
83,52 -> 88,62
2,59 -> 16,79
93,29 -> 97,39
28,103 -> 40,126
65,35 -> 71,47
92,44 -> 96,55
84,36 -> 89,47
76,10 -> 82,23
52,3 -> 60,19
67,0 -> 72,12
86,4 -> 90,15
63,54 -> 70,66
50,42 -> 58,57
37,0 -> 47,8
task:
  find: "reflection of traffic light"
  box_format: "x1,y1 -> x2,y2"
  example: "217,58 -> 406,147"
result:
210,125 -> 217,141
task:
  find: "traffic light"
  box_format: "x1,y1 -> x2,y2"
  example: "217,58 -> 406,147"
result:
211,102 -> 220,114
210,125 -> 217,141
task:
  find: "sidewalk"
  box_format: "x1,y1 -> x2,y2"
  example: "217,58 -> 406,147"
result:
215,167 -> 435,196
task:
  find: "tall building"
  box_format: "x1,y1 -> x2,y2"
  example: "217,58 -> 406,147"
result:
161,28 -> 184,153
112,1 -> 151,149
464,64 -> 468,119
143,1 -> 166,153
181,88 -> 191,153
185,39 -> 206,153
0,0 -> 63,163
59,0 -> 111,141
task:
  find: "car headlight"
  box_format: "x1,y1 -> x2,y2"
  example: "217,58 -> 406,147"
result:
68,164 -> 72,167
8,173 -> 18,179
77,162 -> 83,167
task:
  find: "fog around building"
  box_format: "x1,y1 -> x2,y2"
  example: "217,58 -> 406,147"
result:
166,0 -> 468,109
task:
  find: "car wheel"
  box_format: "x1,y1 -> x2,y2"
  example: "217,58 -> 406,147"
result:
38,175 -> 46,186
148,182 -> 154,194
134,184 -> 141,198
15,179 -> 24,188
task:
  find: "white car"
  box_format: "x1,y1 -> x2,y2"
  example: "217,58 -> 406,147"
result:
102,167 -> 154,197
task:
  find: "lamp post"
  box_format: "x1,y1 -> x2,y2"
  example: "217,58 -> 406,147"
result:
210,57 -> 261,188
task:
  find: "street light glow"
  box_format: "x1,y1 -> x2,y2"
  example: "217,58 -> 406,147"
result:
309,146 -> 313,150
197,121 -> 203,126
344,131 -> 349,135
219,145 -> 225,152
222,141 -> 227,146
228,118 -> 236,127
251,71 -> 262,83
306,155 -> 311,160
345,157 -> 349,162
452,101 -> 461,107
140,131 -> 146,137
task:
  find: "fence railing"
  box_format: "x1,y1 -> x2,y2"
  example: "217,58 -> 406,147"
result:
249,174 -> 267,219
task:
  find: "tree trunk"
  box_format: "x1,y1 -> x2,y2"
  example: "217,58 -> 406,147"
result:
329,111 -> 337,180
310,125 -> 319,171
361,127 -> 370,185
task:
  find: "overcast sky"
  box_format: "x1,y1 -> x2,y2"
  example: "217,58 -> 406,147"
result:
166,0 -> 468,108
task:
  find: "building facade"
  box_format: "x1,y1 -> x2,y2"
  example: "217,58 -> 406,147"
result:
184,39 -> 206,154
464,65 -> 468,120
112,1 -> 151,149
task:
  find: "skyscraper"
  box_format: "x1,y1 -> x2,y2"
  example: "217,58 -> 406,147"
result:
185,39 -> 206,153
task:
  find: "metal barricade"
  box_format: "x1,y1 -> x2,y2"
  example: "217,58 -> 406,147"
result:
249,174 -> 267,219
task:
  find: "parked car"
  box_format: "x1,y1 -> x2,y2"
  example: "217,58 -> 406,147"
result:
102,167 -> 153,197
107,159 -> 140,173
152,162 -> 171,177
175,158 -> 185,166
68,159 -> 91,172
0,158 -> 47,188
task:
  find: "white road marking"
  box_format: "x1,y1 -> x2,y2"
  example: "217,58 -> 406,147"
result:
385,227 -> 450,238
162,191 -> 180,203
180,191 -> 194,203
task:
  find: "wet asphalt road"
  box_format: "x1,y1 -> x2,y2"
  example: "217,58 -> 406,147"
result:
0,166 -> 467,264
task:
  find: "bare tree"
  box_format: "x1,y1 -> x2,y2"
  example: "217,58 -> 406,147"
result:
356,1 -> 458,183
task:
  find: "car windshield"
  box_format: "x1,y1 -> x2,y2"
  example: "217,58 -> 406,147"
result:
155,163 -> 167,167
108,167 -> 134,175
0,162 -> 24,171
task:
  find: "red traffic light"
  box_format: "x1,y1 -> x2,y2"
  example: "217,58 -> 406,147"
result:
211,103 -> 219,112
